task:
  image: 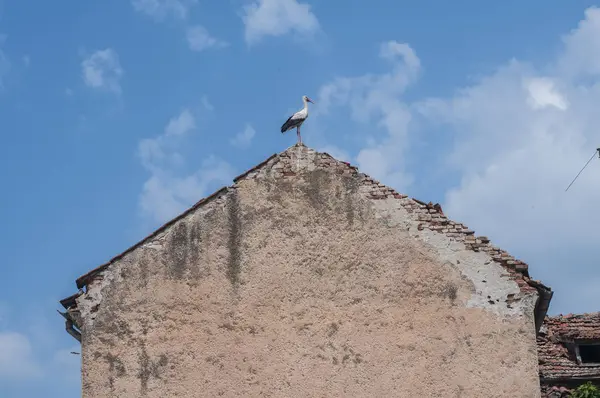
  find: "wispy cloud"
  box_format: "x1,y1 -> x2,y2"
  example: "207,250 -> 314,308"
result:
524,77 -> 569,111
131,0 -> 226,54
230,123 -> 256,149
186,25 -> 228,52
139,157 -> 234,223
242,0 -> 320,45
0,303 -> 82,395
137,104 -> 234,224
0,332 -> 42,380
138,109 -> 195,174
81,48 -> 123,95
316,40 -> 421,190
165,108 -> 195,136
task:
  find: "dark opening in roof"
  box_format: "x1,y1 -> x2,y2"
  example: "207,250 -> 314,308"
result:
580,343 -> 600,364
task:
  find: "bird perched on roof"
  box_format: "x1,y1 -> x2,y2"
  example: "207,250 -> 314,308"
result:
280,95 -> 315,145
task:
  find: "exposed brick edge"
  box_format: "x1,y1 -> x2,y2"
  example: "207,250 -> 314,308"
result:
366,184 -> 534,290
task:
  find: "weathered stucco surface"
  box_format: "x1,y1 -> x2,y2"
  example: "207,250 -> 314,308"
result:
75,145 -> 541,397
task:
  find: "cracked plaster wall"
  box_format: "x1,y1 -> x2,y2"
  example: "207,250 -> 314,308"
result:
76,146 -> 541,398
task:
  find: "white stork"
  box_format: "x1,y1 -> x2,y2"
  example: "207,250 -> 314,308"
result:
280,95 -> 315,144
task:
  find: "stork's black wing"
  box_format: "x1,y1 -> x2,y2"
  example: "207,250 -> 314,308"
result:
281,114 -> 301,133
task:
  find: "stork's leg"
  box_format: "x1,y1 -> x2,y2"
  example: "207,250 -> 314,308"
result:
297,125 -> 302,144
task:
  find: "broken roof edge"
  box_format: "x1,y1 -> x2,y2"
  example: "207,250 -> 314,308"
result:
59,290 -> 83,309
63,143 -> 552,316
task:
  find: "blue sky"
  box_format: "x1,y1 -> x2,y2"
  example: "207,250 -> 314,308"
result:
2,0 -> 600,396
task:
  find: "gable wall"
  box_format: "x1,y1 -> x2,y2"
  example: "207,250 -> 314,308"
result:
76,145 -> 541,398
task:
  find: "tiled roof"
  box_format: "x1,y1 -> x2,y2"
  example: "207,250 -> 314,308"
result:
543,313 -> 600,341
538,313 -> 600,381
62,144 -> 552,326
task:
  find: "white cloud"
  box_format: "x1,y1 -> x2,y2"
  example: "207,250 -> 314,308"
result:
379,41 -> 421,71
165,108 -> 195,136
0,306 -> 82,395
316,40 -> 420,190
138,107 -> 234,224
186,25 -> 228,52
242,0 -> 320,45
558,7 -> 600,78
131,0 -> 196,21
230,124 -> 256,148
138,109 -> 195,174
525,77 -> 568,111
138,136 -> 182,172
0,332 -> 42,380
140,157 -> 235,223
81,48 -> 123,95
313,8 -> 600,314
131,0 -> 222,56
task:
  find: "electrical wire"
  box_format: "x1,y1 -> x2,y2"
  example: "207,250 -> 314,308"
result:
565,149 -> 599,192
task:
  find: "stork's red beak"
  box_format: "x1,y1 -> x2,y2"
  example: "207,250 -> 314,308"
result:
307,97 -> 315,104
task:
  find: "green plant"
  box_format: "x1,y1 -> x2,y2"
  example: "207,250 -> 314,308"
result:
570,382 -> 600,398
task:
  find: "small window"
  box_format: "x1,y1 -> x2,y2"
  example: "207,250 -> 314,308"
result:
579,344 -> 600,364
